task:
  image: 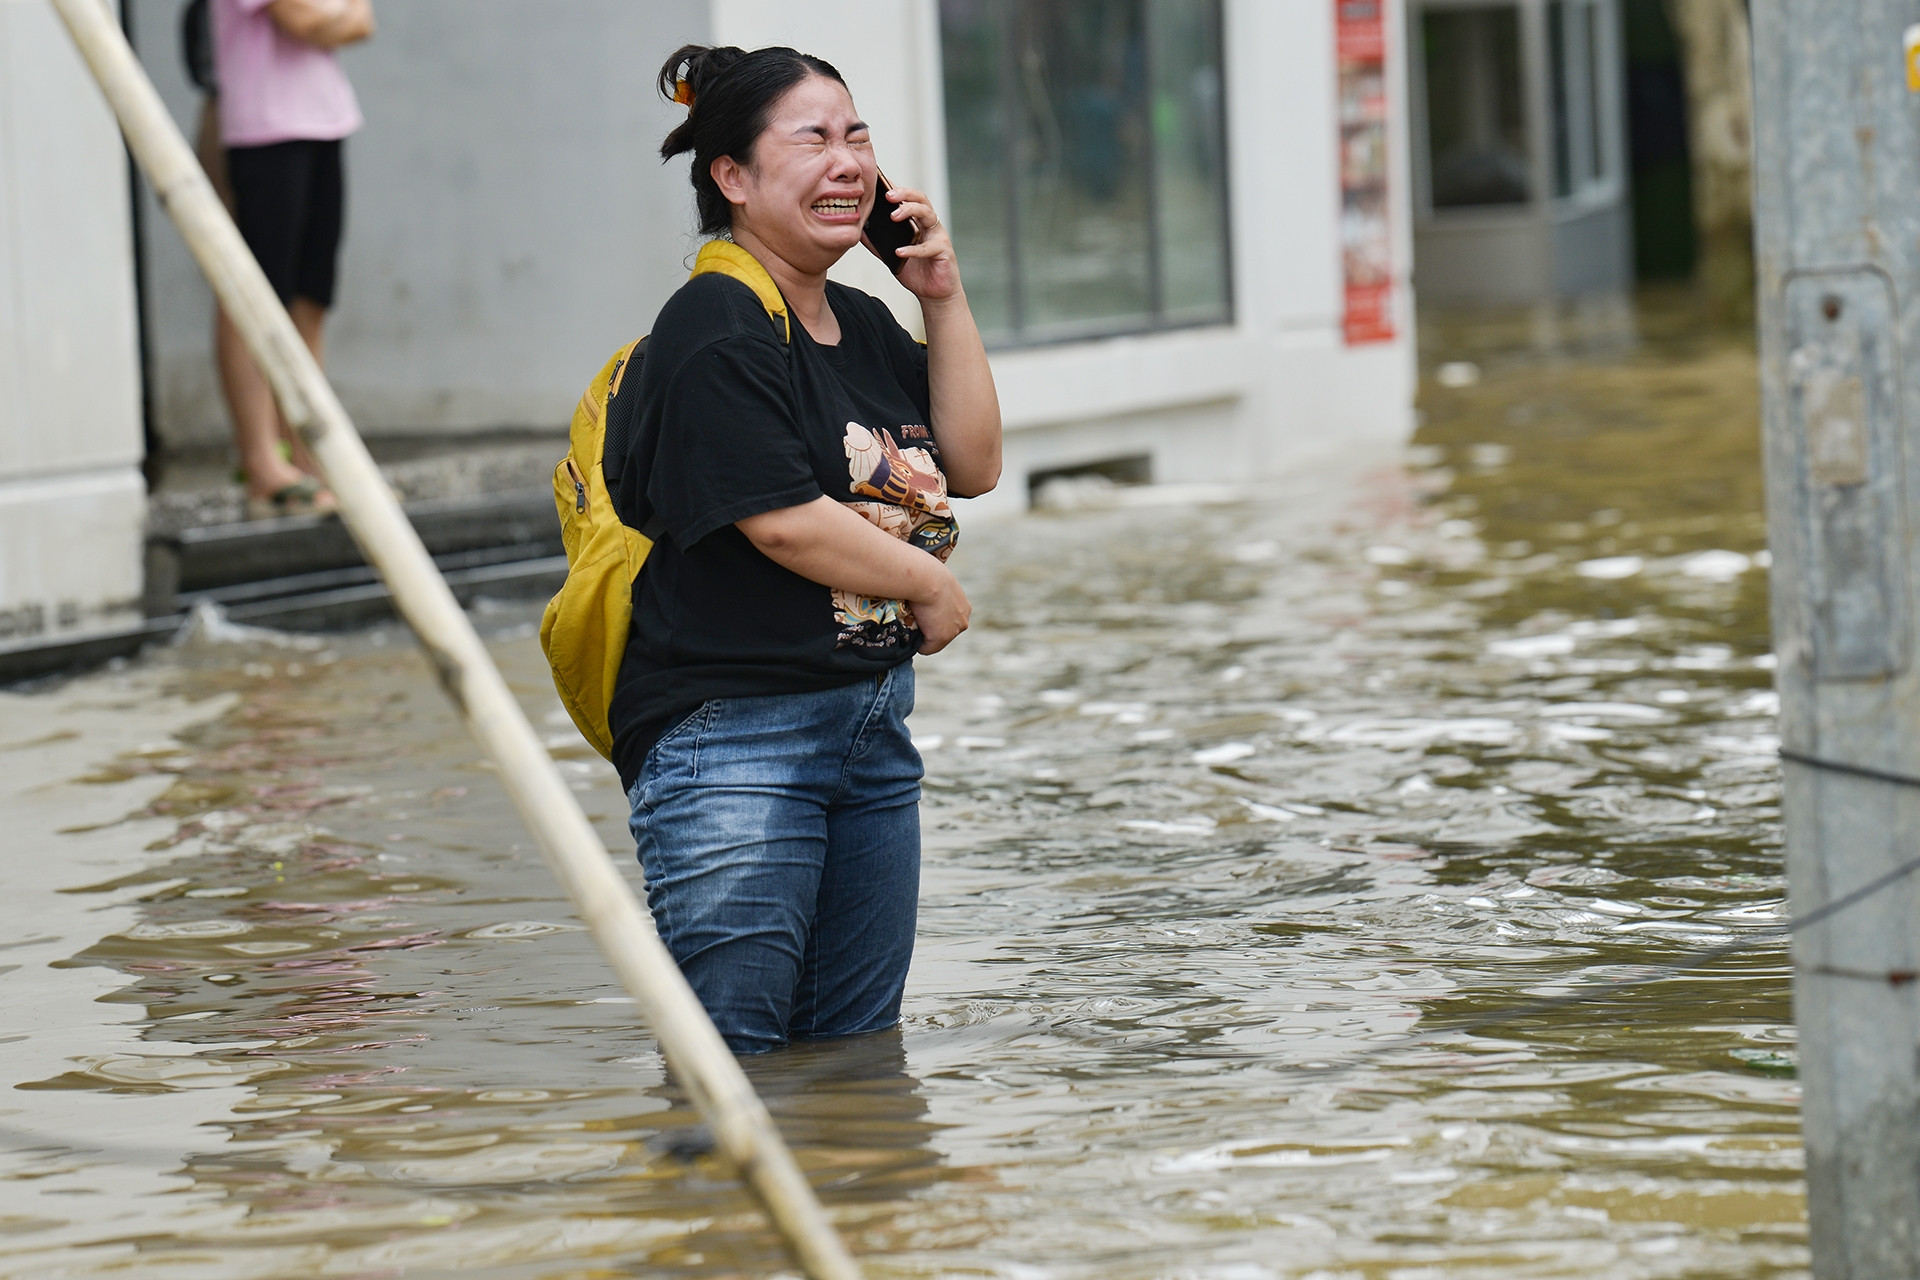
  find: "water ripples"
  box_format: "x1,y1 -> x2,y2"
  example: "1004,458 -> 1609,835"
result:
0,304 -> 1801,1277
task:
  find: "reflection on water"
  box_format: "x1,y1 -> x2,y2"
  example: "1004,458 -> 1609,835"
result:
1,296 -> 1800,1277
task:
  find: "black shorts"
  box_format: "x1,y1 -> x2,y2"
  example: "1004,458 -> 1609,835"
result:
226,138 -> 345,309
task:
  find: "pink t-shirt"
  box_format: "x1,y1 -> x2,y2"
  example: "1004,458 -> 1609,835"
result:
211,0 -> 363,147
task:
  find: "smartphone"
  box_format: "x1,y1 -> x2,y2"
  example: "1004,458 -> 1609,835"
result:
863,169 -> 917,274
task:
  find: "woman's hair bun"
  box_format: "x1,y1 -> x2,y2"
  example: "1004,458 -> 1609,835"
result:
654,43 -> 847,237
657,44 -> 744,142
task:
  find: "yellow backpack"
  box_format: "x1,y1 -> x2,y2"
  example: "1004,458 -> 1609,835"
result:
539,241 -> 791,759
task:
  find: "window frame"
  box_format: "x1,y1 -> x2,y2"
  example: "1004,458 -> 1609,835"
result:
1409,0 -> 1625,223
1546,0 -> 1626,212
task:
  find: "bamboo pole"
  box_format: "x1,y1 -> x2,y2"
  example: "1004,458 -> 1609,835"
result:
46,2 -> 862,1275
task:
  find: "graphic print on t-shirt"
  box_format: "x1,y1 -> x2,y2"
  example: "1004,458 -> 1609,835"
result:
834,422 -> 958,651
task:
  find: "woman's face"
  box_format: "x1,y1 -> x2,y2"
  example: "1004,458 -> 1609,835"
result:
715,73 -> 877,272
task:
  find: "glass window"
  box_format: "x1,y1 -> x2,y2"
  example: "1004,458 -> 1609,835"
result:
1548,1 -> 1572,197
1149,0 -> 1230,323
939,0 -> 1231,346
1421,5 -> 1531,208
1547,0 -> 1616,201
1583,2 -> 1605,185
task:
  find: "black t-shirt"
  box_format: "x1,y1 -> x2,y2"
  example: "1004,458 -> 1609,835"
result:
605,271 -> 955,790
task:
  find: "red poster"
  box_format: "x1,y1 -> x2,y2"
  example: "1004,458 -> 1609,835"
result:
1336,0 -> 1394,345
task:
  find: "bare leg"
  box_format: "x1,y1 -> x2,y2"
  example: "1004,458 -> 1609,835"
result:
286,297 -> 330,483
215,304 -> 307,498
215,297 -> 337,502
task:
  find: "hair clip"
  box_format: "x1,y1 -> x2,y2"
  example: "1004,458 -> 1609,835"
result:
673,78 -> 695,108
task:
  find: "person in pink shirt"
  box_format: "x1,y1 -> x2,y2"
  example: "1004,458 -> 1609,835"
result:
209,0 -> 373,519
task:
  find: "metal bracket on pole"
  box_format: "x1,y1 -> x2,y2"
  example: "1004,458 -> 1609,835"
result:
41,1 -> 862,1275
1753,3 -> 1920,1275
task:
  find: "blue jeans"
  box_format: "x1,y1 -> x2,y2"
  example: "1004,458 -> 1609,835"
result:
627,666 -> 922,1054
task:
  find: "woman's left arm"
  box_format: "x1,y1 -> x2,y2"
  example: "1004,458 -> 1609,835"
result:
875,186 -> 1002,498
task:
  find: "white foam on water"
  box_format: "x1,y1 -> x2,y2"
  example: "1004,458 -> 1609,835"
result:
1575,555 -> 1645,580
463,921 -> 586,940
1325,718 -> 1519,748
1487,633 -> 1578,659
1118,817 -> 1219,837
1539,702 -> 1669,722
174,600 -> 325,651
1193,742 -> 1257,765
1679,549 -> 1752,581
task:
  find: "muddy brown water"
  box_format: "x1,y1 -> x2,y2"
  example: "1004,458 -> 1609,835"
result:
2,300 -> 1799,1277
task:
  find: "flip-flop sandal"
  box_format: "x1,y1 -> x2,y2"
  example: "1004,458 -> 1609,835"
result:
234,441 -> 297,485
245,477 -> 338,522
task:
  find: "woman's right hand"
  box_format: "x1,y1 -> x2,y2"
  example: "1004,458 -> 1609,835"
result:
908,564 -> 971,655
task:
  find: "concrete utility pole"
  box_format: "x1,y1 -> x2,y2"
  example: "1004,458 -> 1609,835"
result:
1752,5 -> 1920,1276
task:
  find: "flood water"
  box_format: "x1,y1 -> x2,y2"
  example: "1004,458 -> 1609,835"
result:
1,297 -> 1800,1277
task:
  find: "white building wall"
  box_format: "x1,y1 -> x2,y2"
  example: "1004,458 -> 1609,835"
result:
1235,0 -> 1418,475
0,0 -> 146,647
128,0 -> 711,446
131,0 -> 1414,498
722,0 -> 1418,518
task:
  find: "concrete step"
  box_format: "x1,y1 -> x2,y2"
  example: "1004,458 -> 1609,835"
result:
209,552 -> 567,632
0,618 -> 187,686
0,552 -> 567,686
150,487 -> 561,595
4,484 -> 572,685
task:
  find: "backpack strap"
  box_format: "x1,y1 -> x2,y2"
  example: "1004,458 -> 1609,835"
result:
689,240 -> 792,345
607,241 -> 791,543
601,336 -> 646,515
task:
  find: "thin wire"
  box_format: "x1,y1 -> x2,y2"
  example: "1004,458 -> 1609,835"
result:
14,749 -> 1918,1110
1776,848 -> 1920,935
1778,745 -> 1920,792
1345,747 -> 1920,1063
